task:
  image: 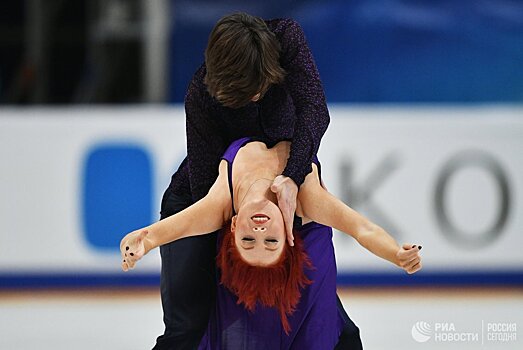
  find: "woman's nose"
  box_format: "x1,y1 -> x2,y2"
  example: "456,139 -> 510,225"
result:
253,227 -> 266,232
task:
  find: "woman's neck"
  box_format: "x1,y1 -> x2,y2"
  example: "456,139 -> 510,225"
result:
235,173 -> 277,212
231,141 -> 290,212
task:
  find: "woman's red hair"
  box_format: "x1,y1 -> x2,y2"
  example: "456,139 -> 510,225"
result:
217,223 -> 313,334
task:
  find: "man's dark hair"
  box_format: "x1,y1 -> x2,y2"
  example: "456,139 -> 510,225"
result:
204,13 -> 286,108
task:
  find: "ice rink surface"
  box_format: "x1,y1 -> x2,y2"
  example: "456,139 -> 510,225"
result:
0,287 -> 521,350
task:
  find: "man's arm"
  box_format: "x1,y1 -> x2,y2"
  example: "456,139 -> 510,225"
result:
279,19 -> 330,187
185,67 -> 227,203
270,19 -> 330,245
298,165 -> 423,274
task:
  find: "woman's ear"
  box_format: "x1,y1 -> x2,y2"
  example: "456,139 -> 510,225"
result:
230,215 -> 237,232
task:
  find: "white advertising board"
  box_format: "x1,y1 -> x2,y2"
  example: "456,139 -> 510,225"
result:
0,106 -> 521,285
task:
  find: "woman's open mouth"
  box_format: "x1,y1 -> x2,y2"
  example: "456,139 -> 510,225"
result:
251,214 -> 270,224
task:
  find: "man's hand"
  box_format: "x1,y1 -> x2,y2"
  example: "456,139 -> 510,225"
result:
271,175 -> 298,247
396,244 -> 423,274
120,229 -> 150,271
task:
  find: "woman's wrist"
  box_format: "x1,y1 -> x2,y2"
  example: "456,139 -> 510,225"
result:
142,227 -> 157,255
363,226 -> 402,267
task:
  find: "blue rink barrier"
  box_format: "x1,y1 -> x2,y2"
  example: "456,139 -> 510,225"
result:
1,271 -> 522,289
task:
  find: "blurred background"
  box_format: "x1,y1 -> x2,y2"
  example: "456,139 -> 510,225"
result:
1,0 -> 522,349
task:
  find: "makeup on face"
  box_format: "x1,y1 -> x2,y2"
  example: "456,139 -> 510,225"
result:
232,206 -> 286,266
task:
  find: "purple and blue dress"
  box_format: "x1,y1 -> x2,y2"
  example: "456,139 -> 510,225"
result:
198,138 -> 344,350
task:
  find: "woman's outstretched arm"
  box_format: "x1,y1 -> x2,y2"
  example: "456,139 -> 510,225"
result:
120,161 -> 231,271
298,165 -> 422,274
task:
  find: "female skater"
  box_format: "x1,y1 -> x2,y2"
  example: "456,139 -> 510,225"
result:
121,137 -> 422,349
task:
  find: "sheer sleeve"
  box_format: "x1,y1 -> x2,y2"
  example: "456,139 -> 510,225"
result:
185,72 -> 227,202
279,19 -> 330,186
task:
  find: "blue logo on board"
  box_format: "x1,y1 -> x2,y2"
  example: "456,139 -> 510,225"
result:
82,144 -> 153,250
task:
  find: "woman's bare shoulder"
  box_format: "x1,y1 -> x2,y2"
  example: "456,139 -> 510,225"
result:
296,163 -> 322,222
213,160 -> 233,220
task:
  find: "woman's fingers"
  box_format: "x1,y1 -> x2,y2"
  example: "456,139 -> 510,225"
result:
401,244 -> 421,255
407,261 -> 422,274
126,257 -> 136,269
120,243 -> 128,270
122,259 -> 129,272
122,253 -> 138,271
397,243 -> 423,274
398,246 -> 419,263
402,243 -> 422,253
120,230 -> 147,271
404,257 -> 420,271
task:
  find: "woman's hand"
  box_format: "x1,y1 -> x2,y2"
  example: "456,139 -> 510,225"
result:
396,244 -> 423,274
271,175 -> 298,247
120,229 -> 150,271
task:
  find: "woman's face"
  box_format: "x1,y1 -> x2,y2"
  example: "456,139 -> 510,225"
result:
231,198 -> 285,266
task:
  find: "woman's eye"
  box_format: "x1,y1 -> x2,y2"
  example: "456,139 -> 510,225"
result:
265,239 -> 278,243
242,237 -> 255,242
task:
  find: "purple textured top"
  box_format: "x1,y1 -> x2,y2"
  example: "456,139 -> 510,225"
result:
168,18 -> 330,203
